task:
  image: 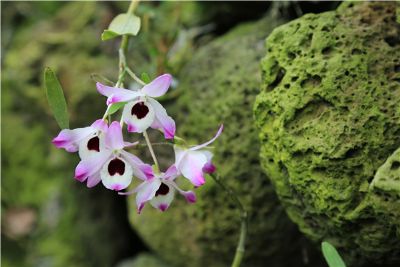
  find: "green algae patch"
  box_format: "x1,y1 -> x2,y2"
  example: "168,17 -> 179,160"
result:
254,2 -> 400,265
129,14 -> 324,267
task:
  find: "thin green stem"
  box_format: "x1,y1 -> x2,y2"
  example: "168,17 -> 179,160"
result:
143,130 -> 160,172
126,66 -> 146,85
210,173 -> 248,267
102,0 -> 139,121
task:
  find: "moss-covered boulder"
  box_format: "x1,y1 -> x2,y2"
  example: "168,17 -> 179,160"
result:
254,2 -> 400,265
129,13 -> 324,267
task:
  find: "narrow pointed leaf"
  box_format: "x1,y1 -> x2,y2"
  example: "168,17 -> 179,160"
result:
107,102 -> 127,116
101,13 -> 141,41
44,67 -> 69,129
321,241 -> 346,267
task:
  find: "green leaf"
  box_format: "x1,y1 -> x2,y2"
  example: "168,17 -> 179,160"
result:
107,102 -> 126,116
322,242 -> 346,267
101,13 -> 141,41
140,72 -> 151,84
44,67 -> 69,129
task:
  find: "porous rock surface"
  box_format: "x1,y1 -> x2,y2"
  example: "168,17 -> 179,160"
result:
254,2 -> 400,265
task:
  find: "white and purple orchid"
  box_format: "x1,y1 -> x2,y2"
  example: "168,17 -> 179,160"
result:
96,74 -> 175,139
120,165 -> 196,213
51,67 -> 224,213
59,122 -> 152,191
174,125 -> 223,187
52,119 -> 108,157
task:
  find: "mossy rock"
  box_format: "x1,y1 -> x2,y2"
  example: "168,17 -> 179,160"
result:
254,2 -> 400,265
129,14 -> 324,267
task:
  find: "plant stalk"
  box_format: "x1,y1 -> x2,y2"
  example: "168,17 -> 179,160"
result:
210,173 -> 248,267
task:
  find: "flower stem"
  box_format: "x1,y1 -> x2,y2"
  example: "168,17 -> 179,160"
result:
143,130 -> 160,172
126,67 -> 146,86
210,173 -> 248,267
102,0 -> 139,120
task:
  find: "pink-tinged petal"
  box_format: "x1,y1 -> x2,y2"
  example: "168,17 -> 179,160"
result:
200,150 -> 215,173
127,123 -> 138,133
52,127 -> 95,152
141,74 -> 172,97
150,183 -> 175,211
86,172 -> 101,188
203,162 -> 216,174
120,150 -> 154,180
163,165 -> 178,181
136,179 -> 161,213
148,98 -> 176,139
170,181 -> 197,203
159,204 -> 168,211
174,146 -> 187,167
96,82 -> 141,105
75,150 -> 112,181
123,101 -> 155,133
105,121 -> 124,150
182,191 -> 196,203
178,151 -> 208,187
101,157 -> 133,191
190,124 -> 223,151
91,119 -> 108,132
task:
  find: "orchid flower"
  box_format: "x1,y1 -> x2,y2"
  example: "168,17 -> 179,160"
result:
174,125 -> 223,187
96,74 -> 175,139
52,119 -> 108,158
120,165 -> 196,213
74,121 -> 153,190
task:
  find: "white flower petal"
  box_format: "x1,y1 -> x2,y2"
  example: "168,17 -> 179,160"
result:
123,100 -> 155,133
101,157 -> 133,191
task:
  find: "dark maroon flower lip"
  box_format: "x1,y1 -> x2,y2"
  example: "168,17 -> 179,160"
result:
155,183 -> 170,196
87,136 -> 100,152
108,158 -> 126,176
131,101 -> 149,119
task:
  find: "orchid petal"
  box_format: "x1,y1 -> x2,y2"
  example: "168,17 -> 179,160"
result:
148,98 -> 175,139
178,151 -> 208,187
190,124 -> 223,151
136,178 -> 161,213
120,150 -> 154,180
122,100 -> 155,133
75,150 -> 112,181
169,181 -> 196,203
101,157 -> 133,191
105,121 -> 124,150
91,119 -> 108,132
200,150 -> 216,173
141,74 -> 172,97
174,146 -> 187,167
78,133 -> 106,159
150,183 -> 175,212
52,127 -> 95,152
164,165 -> 179,181
96,82 -> 141,105
86,172 -> 101,188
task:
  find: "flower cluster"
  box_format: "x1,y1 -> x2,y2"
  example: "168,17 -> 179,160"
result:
52,74 -> 222,213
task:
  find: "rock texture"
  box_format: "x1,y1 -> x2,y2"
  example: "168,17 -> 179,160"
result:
254,2 -> 400,265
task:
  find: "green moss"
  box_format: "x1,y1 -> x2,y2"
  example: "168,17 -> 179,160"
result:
254,2 -> 400,265
129,14 -> 324,267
